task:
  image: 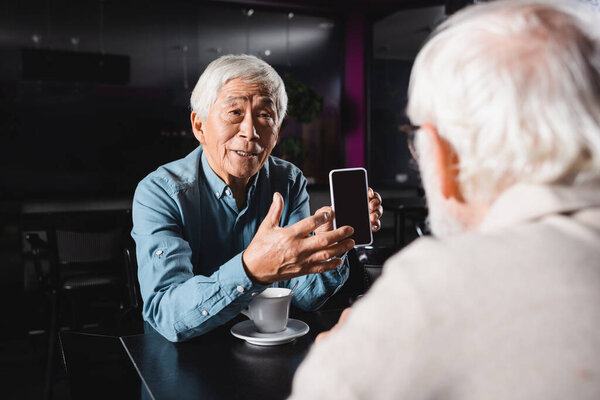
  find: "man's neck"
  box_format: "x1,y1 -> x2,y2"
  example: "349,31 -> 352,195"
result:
203,153 -> 253,210
449,196 -> 489,232
229,181 -> 250,210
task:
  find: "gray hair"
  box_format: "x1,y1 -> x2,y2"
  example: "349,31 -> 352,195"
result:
190,54 -> 288,127
407,0 -> 600,204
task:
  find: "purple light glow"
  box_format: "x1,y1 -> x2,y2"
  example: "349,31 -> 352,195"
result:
344,10 -> 365,168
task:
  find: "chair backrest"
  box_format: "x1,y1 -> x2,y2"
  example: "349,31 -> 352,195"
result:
34,210 -> 132,283
354,246 -> 397,290
123,246 -> 142,311
55,229 -> 123,265
22,208 -> 144,333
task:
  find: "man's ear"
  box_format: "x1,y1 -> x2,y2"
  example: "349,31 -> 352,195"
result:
420,123 -> 464,202
190,112 -> 205,144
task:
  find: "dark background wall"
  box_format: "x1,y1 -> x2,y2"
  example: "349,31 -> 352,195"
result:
368,5 -> 445,188
0,0 -> 344,200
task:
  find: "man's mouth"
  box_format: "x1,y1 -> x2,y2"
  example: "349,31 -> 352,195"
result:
234,150 -> 258,157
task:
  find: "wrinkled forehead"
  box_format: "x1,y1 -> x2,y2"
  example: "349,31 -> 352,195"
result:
222,94 -> 275,108
214,78 -> 275,106
220,79 -> 272,97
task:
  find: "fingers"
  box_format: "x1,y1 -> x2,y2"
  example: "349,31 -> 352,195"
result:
369,190 -> 382,209
313,206 -> 334,234
264,192 -> 284,228
314,206 -> 334,221
302,256 -> 344,275
303,238 -> 355,263
370,199 -> 383,217
306,226 -> 354,250
288,208 -> 333,237
368,188 -> 383,232
371,215 -> 382,232
370,200 -> 383,232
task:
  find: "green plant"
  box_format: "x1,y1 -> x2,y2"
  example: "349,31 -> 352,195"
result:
275,135 -> 306,168
284,75 -> 323,123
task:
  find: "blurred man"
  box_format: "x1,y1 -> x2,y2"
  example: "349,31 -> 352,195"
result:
289,1 -> 600,398
132,54 -> 383,342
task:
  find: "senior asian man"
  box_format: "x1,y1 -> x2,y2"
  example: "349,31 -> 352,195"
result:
132,55 -> 383,342
289,1 -> 600,399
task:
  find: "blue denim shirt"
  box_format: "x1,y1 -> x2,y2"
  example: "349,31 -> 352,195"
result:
132,146 -> 349,341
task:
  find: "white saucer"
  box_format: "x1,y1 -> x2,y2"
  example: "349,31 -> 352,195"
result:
231,319 -> 309,346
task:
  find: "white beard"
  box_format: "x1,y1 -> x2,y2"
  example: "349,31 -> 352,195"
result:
415,132 -> 468,238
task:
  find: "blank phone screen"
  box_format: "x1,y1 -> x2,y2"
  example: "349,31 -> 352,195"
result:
330,169 -> 372,245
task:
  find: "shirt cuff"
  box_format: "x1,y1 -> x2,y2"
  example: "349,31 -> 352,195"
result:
216,252 -> 267,301
338,251 -> 350,269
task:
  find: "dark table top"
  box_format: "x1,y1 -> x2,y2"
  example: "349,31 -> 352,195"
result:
61,308 -> 343,400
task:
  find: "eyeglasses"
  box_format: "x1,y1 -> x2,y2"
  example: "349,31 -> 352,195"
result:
399,124 -> 420,161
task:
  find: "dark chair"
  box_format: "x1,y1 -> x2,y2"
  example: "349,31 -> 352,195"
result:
383,197 -> 429,249
321,245 -> 397,309
355,245 -> 398,291
24,209 -> 138,400
123,246 -> 140,307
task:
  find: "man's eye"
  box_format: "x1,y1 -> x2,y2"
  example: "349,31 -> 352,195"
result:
258,112 -> 272,118
230,110 -> 242,115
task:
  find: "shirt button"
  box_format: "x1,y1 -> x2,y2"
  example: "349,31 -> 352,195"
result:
215,191 -> 220,197
225,189 -> 231,196
251,292 -> 258,296
236,285 -> 245,293
201,310 -> 208,316
155,250 -> 163,256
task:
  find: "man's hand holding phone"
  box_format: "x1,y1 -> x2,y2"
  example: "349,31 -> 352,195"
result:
315,190 -> 383,236
368,187 -> 383,232
329,168 -> 383,246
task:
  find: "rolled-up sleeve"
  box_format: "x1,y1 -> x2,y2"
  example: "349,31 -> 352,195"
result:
132,178 -> 266,342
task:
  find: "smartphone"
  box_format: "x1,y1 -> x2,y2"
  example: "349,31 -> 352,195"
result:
329,168 -> 373,246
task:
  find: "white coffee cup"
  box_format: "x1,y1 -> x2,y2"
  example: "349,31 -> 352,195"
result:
241,287 -> 293,333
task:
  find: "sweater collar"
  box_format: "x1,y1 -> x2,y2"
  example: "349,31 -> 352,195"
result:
479,179 -> 600,232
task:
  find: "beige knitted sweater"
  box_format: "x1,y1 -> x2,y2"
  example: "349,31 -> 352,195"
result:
289,181 -> 600,400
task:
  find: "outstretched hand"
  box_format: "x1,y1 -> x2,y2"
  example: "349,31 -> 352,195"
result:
242,193 -> 355,285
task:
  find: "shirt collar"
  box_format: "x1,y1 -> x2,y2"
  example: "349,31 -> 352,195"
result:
479,179 -> 600,232
201,151 -> 228,199
200,149 -> 267,200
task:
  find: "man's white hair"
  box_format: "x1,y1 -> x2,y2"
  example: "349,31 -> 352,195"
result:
190,54 -> 288,127
407,0 -> 600,204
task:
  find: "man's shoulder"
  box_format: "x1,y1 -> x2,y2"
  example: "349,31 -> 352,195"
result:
382,233 -> 488,281
380,226 -> 530,295
137,147 -> 202,196
383,225 -> 533,279
265,155 -> 304,183
382,211 -> 600,288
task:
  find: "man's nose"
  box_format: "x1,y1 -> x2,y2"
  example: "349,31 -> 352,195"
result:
239,111 -> 259,140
